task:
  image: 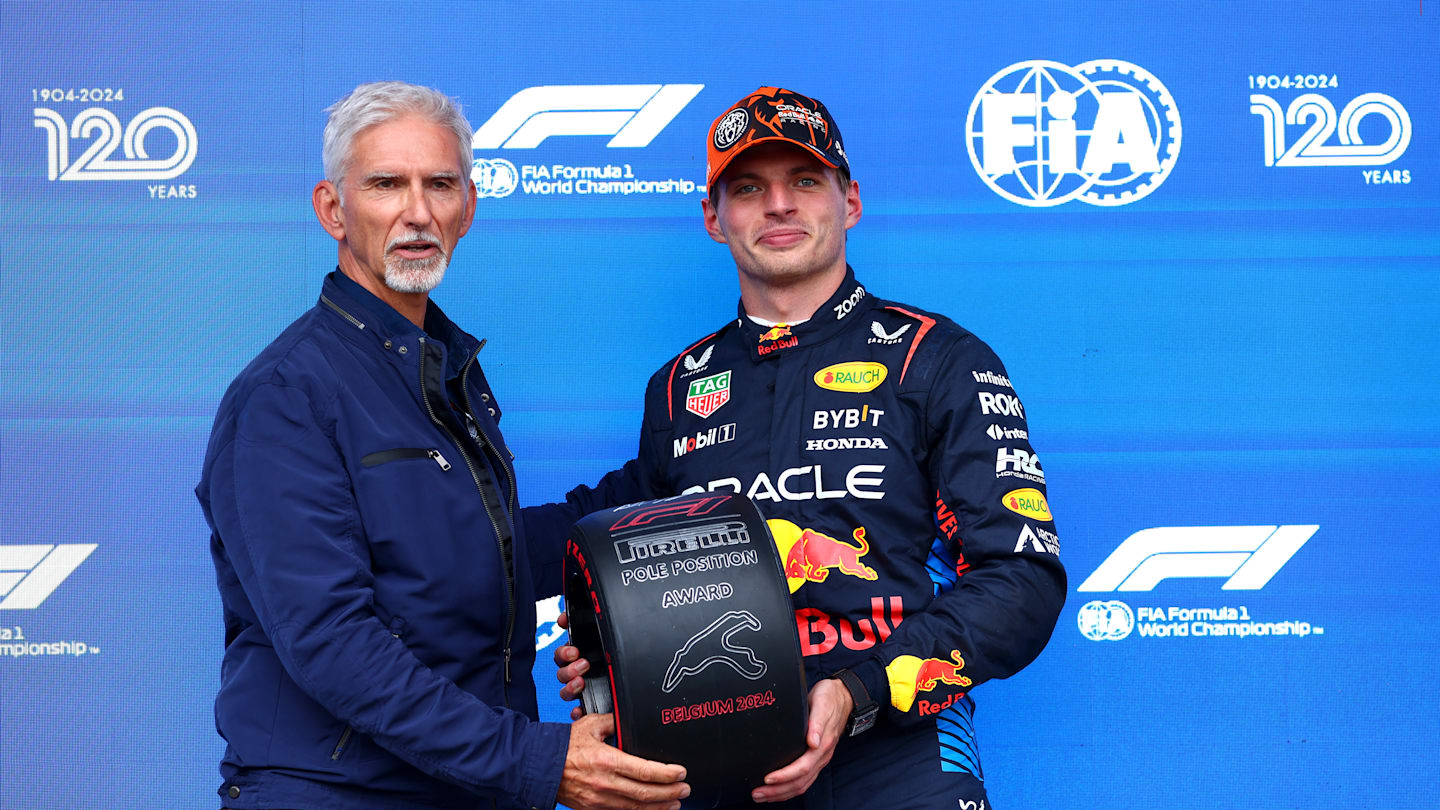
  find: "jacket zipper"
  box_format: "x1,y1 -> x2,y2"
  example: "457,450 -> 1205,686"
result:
320,294 -> 366,330
359,447 -> 451,470
330,726 -> 354,760
417,336 -> 515,700
460,348 -> 518,688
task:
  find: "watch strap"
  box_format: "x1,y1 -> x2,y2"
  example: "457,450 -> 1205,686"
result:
832,668 -> 878,737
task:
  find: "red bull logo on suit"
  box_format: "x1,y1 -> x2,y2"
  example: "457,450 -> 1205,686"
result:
886,650 -> 973,715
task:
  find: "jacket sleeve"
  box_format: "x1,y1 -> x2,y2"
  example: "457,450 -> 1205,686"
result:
859,334 -> 1067,725
208,380 -> 569,809
521,371 -> 671,597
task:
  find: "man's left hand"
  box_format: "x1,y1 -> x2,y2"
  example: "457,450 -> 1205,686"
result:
749,677 -> 853,803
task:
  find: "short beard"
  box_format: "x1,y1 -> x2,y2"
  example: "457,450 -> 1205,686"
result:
383,232 -> 449,294
384,253 -> 448,294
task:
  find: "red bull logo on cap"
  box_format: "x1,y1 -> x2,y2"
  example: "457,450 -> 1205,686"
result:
767,519 -> 877,593
886,650 -> 973,715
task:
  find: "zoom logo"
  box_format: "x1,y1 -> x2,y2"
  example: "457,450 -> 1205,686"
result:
33,107 -> 197,181
966,60 -> 1180,207
472,84 -> 703,149
1077,525 -> 1317,592
0,544 -> 97,610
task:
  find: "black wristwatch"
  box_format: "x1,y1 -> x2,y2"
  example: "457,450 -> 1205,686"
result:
831,668 -> 879,737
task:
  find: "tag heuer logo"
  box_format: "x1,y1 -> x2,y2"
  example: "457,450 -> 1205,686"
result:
685,370 -> 732,418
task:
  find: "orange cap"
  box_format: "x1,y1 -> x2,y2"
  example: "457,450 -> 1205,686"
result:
706,87 -> 849,189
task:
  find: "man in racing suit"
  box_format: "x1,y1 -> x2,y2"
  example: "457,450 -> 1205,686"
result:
538,87 -> 1066,808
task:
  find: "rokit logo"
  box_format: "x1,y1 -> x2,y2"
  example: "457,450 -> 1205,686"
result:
966,60 -> 1181,207
673,422 -> 736,458
470,84 -> 704,199
977,391 -> 1024,418
1077,525 -> 1323,642
33,103 -> 198,198
1247,78 -> 1412,184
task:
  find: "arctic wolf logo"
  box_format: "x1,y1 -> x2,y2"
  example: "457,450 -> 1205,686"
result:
661,610 -> 768,692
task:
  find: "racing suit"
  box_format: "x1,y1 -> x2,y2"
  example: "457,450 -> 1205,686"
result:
529,268 -> 1066,808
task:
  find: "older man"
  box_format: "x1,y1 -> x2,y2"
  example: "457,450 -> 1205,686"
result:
197,81 -> 688,810
544,87 -> 1066,808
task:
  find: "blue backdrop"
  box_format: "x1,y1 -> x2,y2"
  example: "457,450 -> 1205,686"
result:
2,2 -> 1437,808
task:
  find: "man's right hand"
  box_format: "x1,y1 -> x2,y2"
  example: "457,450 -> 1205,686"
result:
558,713 -> 690,810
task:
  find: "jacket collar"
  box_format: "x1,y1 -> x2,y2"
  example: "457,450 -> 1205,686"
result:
320,269 -> 481,380
735,266 -> 874,361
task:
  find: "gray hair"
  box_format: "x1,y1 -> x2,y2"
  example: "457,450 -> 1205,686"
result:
322,81 -> 474,195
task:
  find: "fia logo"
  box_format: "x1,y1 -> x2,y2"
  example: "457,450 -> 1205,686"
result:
471,157 -> 519,198
1077,600 -> 1135,641
472,84 -> 703,149
966,60 -> 1181,207
0,544 -> 97,610
33,107 -> 197,181
1249,92 -> 1410,168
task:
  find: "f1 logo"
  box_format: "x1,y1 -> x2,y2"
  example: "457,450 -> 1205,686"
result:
473,84 -> 704,149
610,495 -> 729,532
0,544 -> 97,610
1077,525 -> 1316,592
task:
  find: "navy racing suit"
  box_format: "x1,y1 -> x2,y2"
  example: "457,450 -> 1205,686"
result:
529,268 -> 1066,808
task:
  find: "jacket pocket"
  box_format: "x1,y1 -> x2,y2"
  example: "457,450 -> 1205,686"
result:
329,616 -> 405,762
360,447 -> 451,471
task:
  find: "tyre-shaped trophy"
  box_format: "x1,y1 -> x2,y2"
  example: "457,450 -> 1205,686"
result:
563,492 -> 808,807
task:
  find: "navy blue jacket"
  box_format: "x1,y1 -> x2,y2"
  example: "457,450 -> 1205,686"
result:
528,270 -> 1065,762
197,271 -> 568,810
